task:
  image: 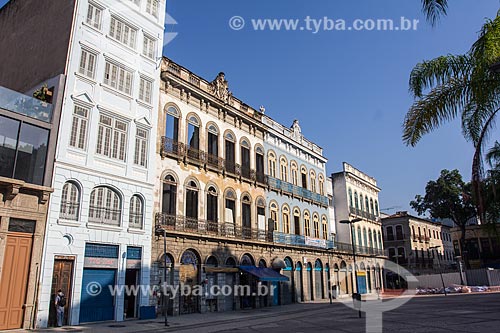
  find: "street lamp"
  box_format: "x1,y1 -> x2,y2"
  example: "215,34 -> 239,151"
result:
339,218 -> 362,318
155,226 -> 169,327
429,245 -> 446,296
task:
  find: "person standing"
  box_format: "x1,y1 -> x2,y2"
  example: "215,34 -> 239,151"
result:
55,290 -> 66,327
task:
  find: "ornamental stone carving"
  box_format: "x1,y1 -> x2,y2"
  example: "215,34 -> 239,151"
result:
210,72 -> 233,104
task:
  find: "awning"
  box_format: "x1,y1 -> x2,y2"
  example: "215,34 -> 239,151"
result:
239,266 -> 289,282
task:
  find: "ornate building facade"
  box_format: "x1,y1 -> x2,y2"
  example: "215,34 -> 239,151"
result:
152,58 -> 386,317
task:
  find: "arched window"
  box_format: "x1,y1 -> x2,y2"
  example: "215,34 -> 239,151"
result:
370,198 -> 374,214
185,180 -> 199,221
348,188 -> 353,207
257,197 -> 266,230
313,214 -> 319,238
354,192 -> 359,209
322,216 -> 328,240
225,189 -> 236,224
357,226 -> 362,246
280,156 -> 288,182
301,166 -> 307,189
207,124 -> 219,167
374,200 -> 379,216
60,181 -> 80,220
374,230 -> 379,249
270,202 -> 279,231
368,229 -> 373,248
359,194 -> 364,211
293,208 -> 301,236
225,132 -> 236,174
318,175 -> 325,196
165,106 -> 180,145
206,186 -> 218,224
310,170 -> 316,193
268,152 -> 276,178
365,196 -> 369,213
242,194 -> 252,230
282,206 -> 290,234
187,116 -> 200,159
378,231 -> 382,249
162,174 -> 177,216
255,146 -> 265,183
241,254 -> 254,266
291,162 -> 299,186
89,186 -> 121,226
129,195 -> 144,229
240,139 -> 251,179
304,211 -> 311,236
363,228 -> 368,247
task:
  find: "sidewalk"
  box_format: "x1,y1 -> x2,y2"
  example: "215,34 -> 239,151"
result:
23,302 -> 332,333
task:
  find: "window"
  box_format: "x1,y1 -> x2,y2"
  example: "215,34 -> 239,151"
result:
270,202 -> 278,231
69,105 -> 89,149
86,2 -> 102,30
322,216 -> 328,240
370,199 -> 374,214
129,195 -> 144,229
145,0 -> 159,17
268,152 -> 276,178
104,61 -> 133,95
310,171 -> 316,193
357,226 -> 362,246
162,175 -> 176,215
165,106 -> 179,146
241,140 -> 250,179
225,133 -> 236,174
187,116 -> 200,158
60,182 -> 80,220
291,162 -> 298,185
185,181 -> 199,220
386,226 -> 394,241
134,128 -> 148,167
283,206 -> 290,234
319,175 -> 324,196
242,195 -> 251,235
79,49 -> 97,79
109,17 -> 137,48
89,187 -> 121,225
363,228 -> 368,247
368,229 -> 373,248
374,200 -> 379,216
207,125 -> 219,166
348,188 -> 353,207
225,189 -> 236,224
257,198 -> 266,229
280,157 -> 287,182
359,194 -> 364,211
96,115 -> 128,161
293,208 -> 301,236
139,77 -> 153,104
354,192 -> 359,209
143,35 -> 156,59
396,225 -> 404,240
207,186 -> 218,223
313,214 -> 319,238
255,147 -> 265,182
0,116 -> 49,186
301,168 -> 307,189
378,231 -> 382,249
304,212 -> 310,236
365,196 -> 369,213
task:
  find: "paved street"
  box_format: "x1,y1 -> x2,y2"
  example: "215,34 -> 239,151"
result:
35,293 -> 500,333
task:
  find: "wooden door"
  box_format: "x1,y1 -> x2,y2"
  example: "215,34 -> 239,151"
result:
0,233 -> 33,330
49,259 -> 74,326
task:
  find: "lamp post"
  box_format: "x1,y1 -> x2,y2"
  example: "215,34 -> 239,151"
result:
155,226 -> 169,327
339,218 -> 362,318
430,245 -> 446,296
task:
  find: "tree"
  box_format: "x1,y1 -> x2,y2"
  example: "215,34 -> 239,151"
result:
410,170 -> 477,260
403,13 -> 500,221
421,0 -> 448,26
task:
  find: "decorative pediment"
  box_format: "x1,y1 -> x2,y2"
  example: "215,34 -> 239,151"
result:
209,72 -> 233,104
71,92 -> 95,107
135,116 -> 152,127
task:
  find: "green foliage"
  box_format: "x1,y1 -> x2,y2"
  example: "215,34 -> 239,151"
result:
404,12 -> 500,219
410,169 -> 476,227
421,0 -> 448,26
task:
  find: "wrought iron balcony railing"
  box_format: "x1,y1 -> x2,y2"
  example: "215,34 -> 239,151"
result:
267,176 -> 329,207
349,206 -> 379,222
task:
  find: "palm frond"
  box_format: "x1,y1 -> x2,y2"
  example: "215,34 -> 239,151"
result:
421,0 -> 448,26
486,141 -> 500,168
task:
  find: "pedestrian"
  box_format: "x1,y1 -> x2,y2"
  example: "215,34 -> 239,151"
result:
55,289 -> 66,327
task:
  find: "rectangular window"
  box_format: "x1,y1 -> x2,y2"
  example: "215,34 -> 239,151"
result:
96,115 -> 128,161
14,122 -> 49,185
86,3 -> 102,30
138,77 -> 153,104
145,0 -> 159,17
104,61 -> 133,95
0,115 -> 20,179
69,105 -> 89,149
134,128 -> 148,167
109,16 -> 137,48
79,49 -> 97,79
142,35 -> 156,59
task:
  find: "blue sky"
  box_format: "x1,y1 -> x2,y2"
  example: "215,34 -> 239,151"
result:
1,0 -> 499,215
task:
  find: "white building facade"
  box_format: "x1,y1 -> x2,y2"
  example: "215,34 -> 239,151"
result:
38,0 -> 166,327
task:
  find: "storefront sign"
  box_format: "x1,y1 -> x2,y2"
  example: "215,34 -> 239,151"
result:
305,236 -> 327,248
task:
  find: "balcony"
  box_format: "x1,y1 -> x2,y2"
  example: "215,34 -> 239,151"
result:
267,176 -> 329,207
155,213 -> 334,250
335,242 -> 386,257
349,206 -> 378,222
0,86 -> 53,123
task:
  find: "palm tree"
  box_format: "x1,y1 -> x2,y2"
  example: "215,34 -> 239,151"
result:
421,0 -> 448,26
403,13 -> 500,221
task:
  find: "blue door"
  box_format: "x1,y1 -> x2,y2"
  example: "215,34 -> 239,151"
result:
357,274 -> 367,294
80,269 -> 116,323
